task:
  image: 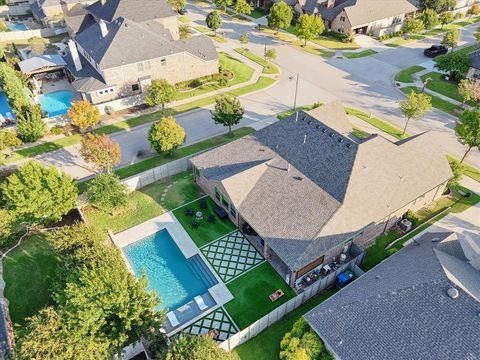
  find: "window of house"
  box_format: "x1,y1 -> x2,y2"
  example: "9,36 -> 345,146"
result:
393,15 -> 402,24
215,187 -> 221,201
340,16 -> 345,21
160,58 -> 167,66
132,83 -> 140,91
338,28 -> 343,33
230,203 -> 237,217
222,196 -> 229,209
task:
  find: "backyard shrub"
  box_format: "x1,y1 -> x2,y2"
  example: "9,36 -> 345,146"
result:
87,173 -> 128,214
167,335 -> 239,360
49,125 -> 64,135
386,247 -> 398,257
403,210 -> 420,226
280,318 -> 332,360
0,129 -> 22,154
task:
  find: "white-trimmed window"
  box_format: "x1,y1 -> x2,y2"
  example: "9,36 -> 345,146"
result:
96,87 -> 115,97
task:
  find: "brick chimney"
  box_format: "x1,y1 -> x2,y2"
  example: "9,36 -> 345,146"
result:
326,0 -> 336,8
68,39 -> 82,72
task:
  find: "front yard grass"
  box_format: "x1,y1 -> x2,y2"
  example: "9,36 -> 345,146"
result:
234,48 -> 279,74
3,234 -> 59,326
178,15 -> 190,23
83,172 -> 200,234
249,8 -> 266,19
225,262 -> 296,330
400,86 -> 462,117
193,26 -> 227,43
276,103 -> 322,120
345,106 -> 409,139
311,33 -> 360,50
421,72 -> 475,106
234,288 -> 337,360
172,197 -> 237,247
351,125 -> 370,139
447,154 -> 480,183
395,65 -> 425,83
343,49 -> 377,59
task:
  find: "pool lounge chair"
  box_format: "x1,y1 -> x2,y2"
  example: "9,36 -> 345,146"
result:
194,295 -> 208,311
167,311 -> 180,327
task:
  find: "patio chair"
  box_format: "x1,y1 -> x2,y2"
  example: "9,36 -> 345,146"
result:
194,295 -> 208,311
199,197 -> 208,209
192,220 -> 200,229
167,311 -> 180,327
185,208 -> 195,216
207,214 -> 216,223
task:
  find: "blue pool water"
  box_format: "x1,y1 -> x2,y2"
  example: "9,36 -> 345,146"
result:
0,92 -> 14,120
39,90 -> 74,117
123,229 -> 212,311
8,23 -> 28,31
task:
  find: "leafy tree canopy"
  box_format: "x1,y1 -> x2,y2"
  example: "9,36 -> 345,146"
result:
419,8 -> 440,29
421,0 -> 455,13
458,78 -> 480,104
0,130 -> 22,153
402,18 -> 425,34
0,161 -> 77,224
441,28 -> 460,49
0,62 -> 29,114
87,173 -> 128,214
434,51 -> 470,81
148,116 -> 186,154
455,108 -> 480,162
234,0 -> 253,15
295,14 -> 325,45
17,104 -> 46,142
168,0 -> 186,11
268,1 -> 293,33
206,10 -> 222,34
166,335 -> 240,360
399,91 -> 432,134
79,133 -> 121,173
211,95 -> 244,135
439,11 -> 453,27
214,0 -> 232,10
145,79 -> 177,110
179,24 -> 192,39
68,100 -> 101,130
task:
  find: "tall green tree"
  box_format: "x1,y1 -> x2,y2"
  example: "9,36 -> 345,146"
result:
79,133 -> 121,173
148,116 -> 186,154
455,108 -> 480,162
434,51 -> 470,81
420,0 -> 455,13
441,28 -> 460,50
458,78 -> 480,106
211,95 -> 244,135
0,62 -> 29,115
234,0 -> 253,15
280,318 -> 330,360
402,18 -> 425,34
268,1 -> 293,34
0,129 -> 22,158
145,79 -> 177,110
206,10 -> 222,35
295,14 -> 324,46
17,104 -> 46,142
167,335 -> 240,360
0,161 -> 77,224
439,11 -> 453,29
0,209 -> 19,247
87,173 -> 127,214
168,0 -> 186,11
214,0 -> 232,10
399,91 -> 432,135
68,100 -> 101,131
419,8 -> 440,29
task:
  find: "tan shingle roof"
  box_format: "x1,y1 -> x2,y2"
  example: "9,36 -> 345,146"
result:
344,0 -> 417,27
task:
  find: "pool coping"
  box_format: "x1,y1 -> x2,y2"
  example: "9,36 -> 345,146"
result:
111,211 -> 234,337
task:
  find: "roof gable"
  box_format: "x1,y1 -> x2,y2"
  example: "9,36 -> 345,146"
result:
87,0 -> 176,23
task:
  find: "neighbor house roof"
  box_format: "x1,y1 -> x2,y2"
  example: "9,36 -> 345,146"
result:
318,0 -> 417,26
74,16 -> 217,69
86,0 -> 176,23
190,102 -> 452,271
64,13 -> 96,34
469,49 -> 480,70
305,228 -> 480,360
63,50 -> 108,92
18,55 -> 66,74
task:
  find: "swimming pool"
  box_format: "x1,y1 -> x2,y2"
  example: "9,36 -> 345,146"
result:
123,229 -> 217,310
8,23 -> 28,31
39,90 -> 74,117
0,92 -> 14,120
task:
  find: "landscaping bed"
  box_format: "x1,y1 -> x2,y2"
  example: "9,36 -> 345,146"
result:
224,262 -> 296,330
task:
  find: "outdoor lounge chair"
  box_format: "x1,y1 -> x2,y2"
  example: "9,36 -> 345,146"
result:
194,295 -> 208,311
167,311 -> 180,327
269,289 -> 284,302
192,220 -> 200,229
185,208 -> 195,216
199,198 -> 208,209
207,214 -> 216,223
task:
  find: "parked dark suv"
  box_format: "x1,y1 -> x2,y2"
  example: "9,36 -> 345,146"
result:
424,45 -> 448,58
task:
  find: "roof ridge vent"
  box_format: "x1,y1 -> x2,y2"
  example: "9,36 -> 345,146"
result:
447,287 -> 459,299
303,134 -> 307,144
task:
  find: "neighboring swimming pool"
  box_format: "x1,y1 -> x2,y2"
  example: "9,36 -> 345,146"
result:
8,23 -> 28,31
123,229 -> 218,311
39,90 -> 74,117
0,92 -> 14,119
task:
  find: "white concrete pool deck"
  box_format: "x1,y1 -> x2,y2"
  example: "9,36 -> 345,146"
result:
111,211 -> 234,336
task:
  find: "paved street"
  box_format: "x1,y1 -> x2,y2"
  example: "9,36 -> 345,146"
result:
25,4 -> 480,178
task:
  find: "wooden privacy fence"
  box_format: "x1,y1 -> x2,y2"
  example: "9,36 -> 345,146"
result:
219,251 -> 365,351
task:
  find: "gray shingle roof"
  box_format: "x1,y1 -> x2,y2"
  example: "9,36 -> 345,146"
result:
63,50 -> 108,92
190,102 -> 452,271
305,231 -> 480,360
64,14 -> 96,34
317,0 -> 355,21
74,17 -> 217,69
86,0 -> 176,23
469,49 -> 480,70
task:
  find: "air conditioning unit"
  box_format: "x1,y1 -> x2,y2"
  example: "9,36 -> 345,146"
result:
398,219 -> 412,233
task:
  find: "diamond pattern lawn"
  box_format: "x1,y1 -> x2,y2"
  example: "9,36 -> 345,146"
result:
201,231 -> 264,282
181,307 -> 238,342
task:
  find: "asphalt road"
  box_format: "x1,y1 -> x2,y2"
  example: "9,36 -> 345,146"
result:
29,6 -> 480,178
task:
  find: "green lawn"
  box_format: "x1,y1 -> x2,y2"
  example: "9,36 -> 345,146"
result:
193,26 -> 227,43
172,197 -> 237,247
83,172 -> 200,234
345,106 -> 409,139
178,15 -> 190,23
447,154 -> 480,183
385,34 -> 425,48
395,65 -> 425,83
351,125 -> 370,139
3,234 -> 59,325
420,72 -> 476,106
234,48 -> 279,74
311,33 -> 360,50
234,289 -> 337,360
343,49 -> 377,59
249,8 -> 266,19
276,104 -> 322,120
400,86 -> 462,117
225,262 -> 296,330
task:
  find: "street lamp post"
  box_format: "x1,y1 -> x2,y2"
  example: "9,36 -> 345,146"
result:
422,77 -> 432,93
289,74 -> 299,110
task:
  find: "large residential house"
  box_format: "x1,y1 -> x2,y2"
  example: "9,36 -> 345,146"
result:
305,226 -> 480,359
30,0 -> 94,27
317,0 -> 418,36
190,102 -> 452,288
62,0 -> 218,105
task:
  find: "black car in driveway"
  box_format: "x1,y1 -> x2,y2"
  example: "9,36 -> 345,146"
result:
424,45 -> 448,58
